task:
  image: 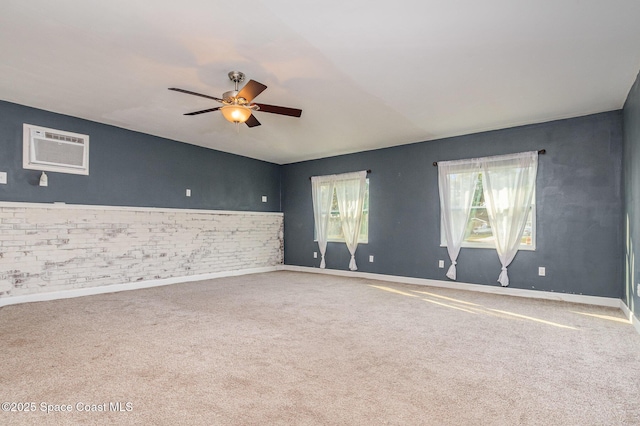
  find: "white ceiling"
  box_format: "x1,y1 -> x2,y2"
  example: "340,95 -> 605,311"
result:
2,1 -> 640,165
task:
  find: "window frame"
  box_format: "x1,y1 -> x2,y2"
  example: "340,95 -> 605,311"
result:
440,172 -> 536,251
315,178 -> 369,244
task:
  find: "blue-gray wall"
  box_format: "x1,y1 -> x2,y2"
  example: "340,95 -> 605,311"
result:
623,70 -> 640,317
1,99 -> 627,299
282,112 -> 624,298
0,101 -> 280,211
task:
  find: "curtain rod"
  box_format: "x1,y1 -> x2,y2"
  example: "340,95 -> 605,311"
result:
309,170 -> 371,180
432,149 -> 546,167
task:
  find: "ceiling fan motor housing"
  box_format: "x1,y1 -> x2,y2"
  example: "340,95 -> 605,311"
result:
223,90 -> 240,103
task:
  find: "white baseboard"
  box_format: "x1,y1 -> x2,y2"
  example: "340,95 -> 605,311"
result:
0,266 -> 278,308
619,301 -> 640,335
278,265 -> 621,308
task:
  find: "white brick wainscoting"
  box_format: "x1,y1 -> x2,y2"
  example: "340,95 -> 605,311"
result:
0,202 -> 283,304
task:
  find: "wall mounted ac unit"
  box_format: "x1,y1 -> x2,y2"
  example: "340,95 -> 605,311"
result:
23,124 -> 89,175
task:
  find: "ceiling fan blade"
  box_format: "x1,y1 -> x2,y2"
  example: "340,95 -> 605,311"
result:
254,103 -> 302,117
245,114 -> 261,128
184,107 -> 221,116
237,80 -> 267,103
169,88 -> 223,103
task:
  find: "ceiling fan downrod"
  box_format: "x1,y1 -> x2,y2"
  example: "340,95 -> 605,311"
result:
228,71 -> 245,91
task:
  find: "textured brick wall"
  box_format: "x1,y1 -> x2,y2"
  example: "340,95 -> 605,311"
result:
0,203 -> 283,297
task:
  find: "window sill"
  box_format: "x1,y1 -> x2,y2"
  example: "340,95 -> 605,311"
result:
315,240 -> 369,245
440,243 -> 535,251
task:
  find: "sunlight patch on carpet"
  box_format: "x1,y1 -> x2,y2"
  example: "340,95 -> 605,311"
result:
411,290 -> 481,306
368,285 -> 418,298
570,311 -> 630,324
488,309 -> 578,330
421,297 -> 477,314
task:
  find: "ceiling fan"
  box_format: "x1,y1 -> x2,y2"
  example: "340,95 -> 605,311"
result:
169,71 -> 302,128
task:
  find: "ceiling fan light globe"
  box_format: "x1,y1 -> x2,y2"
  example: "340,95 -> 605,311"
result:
221,105 -> 252,123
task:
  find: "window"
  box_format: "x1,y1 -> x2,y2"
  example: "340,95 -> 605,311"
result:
441,172 -> 535,250
317,179 -> 369,243
438,151 -> 538,286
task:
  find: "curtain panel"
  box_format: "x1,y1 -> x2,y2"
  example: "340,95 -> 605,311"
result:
437,159 -> 481,280
311,175 -> 335,269
334,171 -> 368,271
481,151 -> 538,286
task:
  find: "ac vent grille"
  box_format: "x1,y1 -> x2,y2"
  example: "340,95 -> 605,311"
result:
33,137 -> 85,167
43,131 -> 85,145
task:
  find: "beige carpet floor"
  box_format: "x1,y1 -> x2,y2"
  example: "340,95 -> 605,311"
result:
1,271 -> 639,425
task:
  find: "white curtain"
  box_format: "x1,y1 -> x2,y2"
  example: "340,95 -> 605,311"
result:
438,160 -> 480,280
311,176 -> 335,269
481,151 -> 538,286
334,171 -> 368,271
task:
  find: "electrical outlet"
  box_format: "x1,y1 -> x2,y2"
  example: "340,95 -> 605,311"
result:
0,171 -> 6,184
369,255 -> 374,263
438,260 -> 445,268
313,252 -> 317,259
637,283 -> 640,294
538,267 -> 546,277
261,195 -> 267,203
186,189 -> 191,197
